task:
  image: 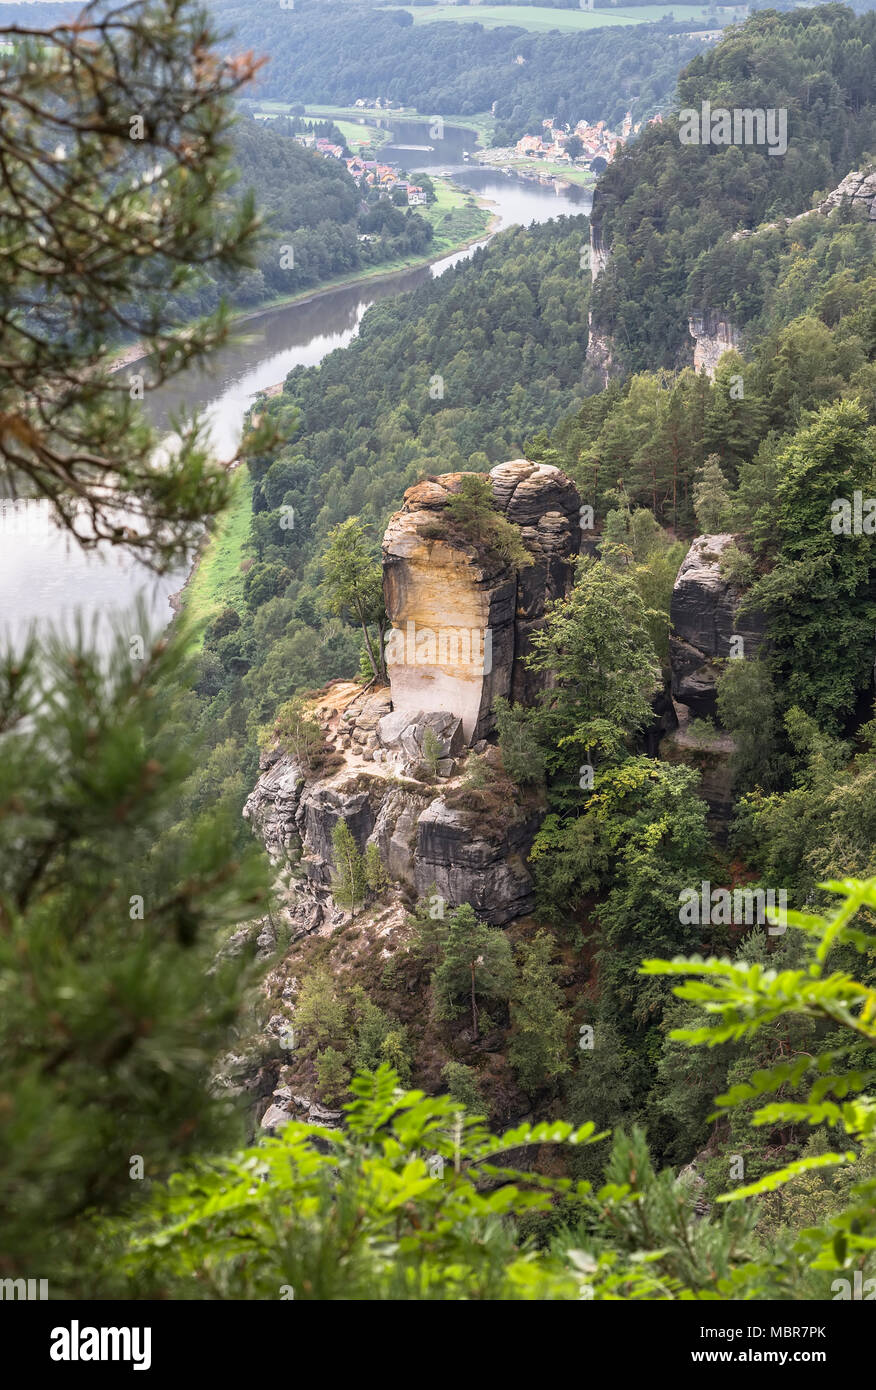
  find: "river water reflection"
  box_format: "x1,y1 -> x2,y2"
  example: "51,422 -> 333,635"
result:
0,154 -> 590,652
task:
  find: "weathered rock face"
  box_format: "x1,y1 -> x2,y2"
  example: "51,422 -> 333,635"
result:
669,534 -> 766,720
589,219 -> 610,282
414,798 -> 539,922
817,167 -> 876,219
382,461 -> 580,743
688,311 -> 743,378
244,683 -> 540,926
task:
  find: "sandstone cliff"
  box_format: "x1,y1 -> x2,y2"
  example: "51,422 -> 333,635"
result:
663,533 -> 766,835
688,311 -> 743,379
382,460 -> 581,743
244,460 -> 581,930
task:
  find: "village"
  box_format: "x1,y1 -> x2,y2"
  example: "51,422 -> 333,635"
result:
287,102 -> 667,198
478,110 -> 665,176
288,129 -> 429,206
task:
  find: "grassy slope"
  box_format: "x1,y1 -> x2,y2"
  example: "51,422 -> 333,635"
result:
181,470 -> 253,632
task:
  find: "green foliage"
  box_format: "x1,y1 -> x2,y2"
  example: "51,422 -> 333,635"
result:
331,820 -> 369,919
716,658 -> 788,795
743,400 -> 876,731
315,1047 -> 351,1106
293,966 -> 348,1052
527,559 -> 661,771
492,697 -> 546,786
531,758 -> 711,1028
259,695 -> 325,773
445,474 -> 533,569
320,518 -> 387,681
364,842 -> 390,896
422,728 -> 442,777
693,455 -> 733,534
641,876 -> 876,1292
718,540 -> 755,587
123,1065 -> 614,1300
350,986 -> 412,1087
418,903 -> 515,1039
440,1060 -> 486,1115
0,620 -> 270,1294
510,931 -> 571,1093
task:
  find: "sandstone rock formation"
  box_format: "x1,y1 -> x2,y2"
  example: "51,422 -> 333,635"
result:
382,461 -> 581,743
585,220 -> 614,383
688,311 -> 743,378
816,167 -> 876,219
244,461 -> 581,932
244,681 -> 541,926
669,534 -> 766,720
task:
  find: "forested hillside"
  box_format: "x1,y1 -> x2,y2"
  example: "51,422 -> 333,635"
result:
3,0 -> 876,1316
146,113 -> 436,320
208,0 -> 706,139
588,4 -> 876,371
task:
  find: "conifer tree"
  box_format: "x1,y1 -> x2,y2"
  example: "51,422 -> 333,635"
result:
0,0 -> 275,1295
509,931 -> 571,1092
331,819 -> 368,919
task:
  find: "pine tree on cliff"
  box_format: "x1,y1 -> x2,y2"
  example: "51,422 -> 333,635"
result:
320,517 -> 388,681
427,904 -> 514,1041
0,0 -> 273,1294
331,819 -> 369,919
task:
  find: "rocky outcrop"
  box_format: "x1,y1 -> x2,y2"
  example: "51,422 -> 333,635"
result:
382,461 -> 580,744
585,219 -> 615,383
588,220 -> 610,282
688,311 -> 743,378
816,168 -> 876,220
691,168 -> 875,376
414,797 -> 539,922
585,324 -> 615,382
669,534 -> 766,720
244,460 -> 580,931
244,682 -> 540,926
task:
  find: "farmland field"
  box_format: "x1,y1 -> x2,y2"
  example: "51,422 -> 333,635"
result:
392,5 -> 726,32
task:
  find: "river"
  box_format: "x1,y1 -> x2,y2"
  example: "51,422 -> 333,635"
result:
0,142 -> 590,654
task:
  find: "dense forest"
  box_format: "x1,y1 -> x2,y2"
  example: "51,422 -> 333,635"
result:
139,113 -> 437,321
208,0 -> 708,139
588,4 -> 876,371
1,0 -> 875,1320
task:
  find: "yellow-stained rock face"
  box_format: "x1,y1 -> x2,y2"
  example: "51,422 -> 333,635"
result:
382,461 -> 581,743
